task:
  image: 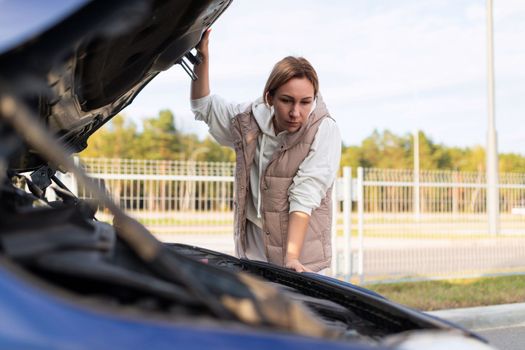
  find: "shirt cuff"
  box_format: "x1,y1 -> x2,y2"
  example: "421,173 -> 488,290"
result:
289,202 -> 312,216
190,94 -> 211,110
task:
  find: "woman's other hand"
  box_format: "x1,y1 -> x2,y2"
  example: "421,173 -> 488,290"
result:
284,211 -> 311,273
285,258 -> 313,273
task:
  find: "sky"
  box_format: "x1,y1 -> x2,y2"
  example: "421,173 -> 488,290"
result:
2,1 -> 523,154
121,0 -> 525,155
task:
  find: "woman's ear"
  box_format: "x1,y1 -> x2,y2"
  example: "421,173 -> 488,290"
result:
265,92 -> 273,106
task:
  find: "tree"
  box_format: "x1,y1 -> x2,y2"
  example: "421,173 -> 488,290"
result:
79,112 -> 525,174
415,131 -> 445,170
201,136 -> 235,162
136,110 -> 181,160
340,145 -> 361,171
463,146 -> 486,172
355,129 -> 411,169
500,153 -> 525,173
359,130 -> 382,168
81,114 -> 137,158
376,130 -> 411,169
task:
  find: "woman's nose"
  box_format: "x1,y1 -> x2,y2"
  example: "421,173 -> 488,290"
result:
290,104 -> 300,118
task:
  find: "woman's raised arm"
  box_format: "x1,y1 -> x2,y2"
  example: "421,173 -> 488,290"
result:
191,29 -> 211,100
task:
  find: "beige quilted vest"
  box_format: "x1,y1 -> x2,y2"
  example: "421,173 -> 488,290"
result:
231,97 -> 333,272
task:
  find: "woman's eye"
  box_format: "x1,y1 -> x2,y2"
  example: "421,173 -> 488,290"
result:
301,101 -> 312,105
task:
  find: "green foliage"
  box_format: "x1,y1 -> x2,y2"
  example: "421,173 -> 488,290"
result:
340,145 -> 361,172
136,109 -> 181,160
80,110 -> 234,161
201,136 -> 235,162
500,153 -> 525,173
81,115 -> 138,158
341,129 -> 525,172
81,110 -> 525,173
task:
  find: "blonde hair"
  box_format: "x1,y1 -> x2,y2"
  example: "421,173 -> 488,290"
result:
263,56 -> 319,103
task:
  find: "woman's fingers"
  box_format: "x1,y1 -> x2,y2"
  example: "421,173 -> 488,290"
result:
285,259 -> 313,273
197,28 -> 211,55
202,28 -> 211,40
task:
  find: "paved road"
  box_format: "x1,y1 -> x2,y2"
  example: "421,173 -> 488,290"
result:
156,233 -> 525,280
429,304 -> 525,350
360,242 -> 525,279
477,325 -> 525,350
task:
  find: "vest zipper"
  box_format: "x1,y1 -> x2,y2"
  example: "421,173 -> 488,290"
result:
259,141 -> 286,260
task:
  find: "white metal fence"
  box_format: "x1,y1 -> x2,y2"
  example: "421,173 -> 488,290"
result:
70,157 -> 525,284
349,167 -> 525,283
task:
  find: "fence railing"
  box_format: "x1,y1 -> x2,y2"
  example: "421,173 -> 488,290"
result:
351,167 -> 525,284
68,157 -> 525,283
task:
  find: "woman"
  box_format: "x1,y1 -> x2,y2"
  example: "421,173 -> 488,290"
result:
190,30 -> 341,273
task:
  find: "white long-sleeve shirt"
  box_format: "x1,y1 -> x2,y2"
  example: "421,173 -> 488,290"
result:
191,94 -> 341,228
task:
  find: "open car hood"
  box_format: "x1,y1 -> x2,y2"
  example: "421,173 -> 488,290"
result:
0,0 -> 230,171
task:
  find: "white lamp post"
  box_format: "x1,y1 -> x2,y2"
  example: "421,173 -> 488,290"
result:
486,0 -> 500,235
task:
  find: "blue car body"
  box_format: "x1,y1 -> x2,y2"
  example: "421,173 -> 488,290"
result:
0,264 -> 378,350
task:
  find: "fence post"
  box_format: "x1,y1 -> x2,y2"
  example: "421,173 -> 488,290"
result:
414,144 -> 421,221
331,179 -> 338,277
342,167 -> 352,281
357,167 -> 365,284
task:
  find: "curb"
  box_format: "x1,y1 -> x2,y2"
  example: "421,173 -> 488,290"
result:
427,303 -> 525,330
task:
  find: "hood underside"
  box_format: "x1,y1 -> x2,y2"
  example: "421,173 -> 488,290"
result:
0,0 -> 231,171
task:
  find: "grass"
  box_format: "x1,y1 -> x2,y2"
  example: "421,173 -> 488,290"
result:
366,275 -> 525,311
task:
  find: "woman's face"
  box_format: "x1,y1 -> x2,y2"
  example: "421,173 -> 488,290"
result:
268,77 -> 315,134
